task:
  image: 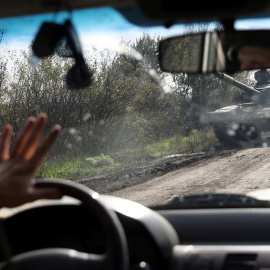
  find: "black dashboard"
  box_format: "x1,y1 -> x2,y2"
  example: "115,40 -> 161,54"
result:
158,208 -> 270,245
1,195 -> 270,270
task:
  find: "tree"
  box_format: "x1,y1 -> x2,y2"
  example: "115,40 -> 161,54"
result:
0,29 -> 7,93
5,31 -> 222,157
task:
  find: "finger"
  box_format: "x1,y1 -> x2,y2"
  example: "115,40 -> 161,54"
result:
11,117 -> 37,158
30,124 -> 61,168
20,113 -> 48,160
0,125 -> 13,161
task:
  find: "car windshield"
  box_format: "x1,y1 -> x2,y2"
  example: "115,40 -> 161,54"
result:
1,6 -> 270,208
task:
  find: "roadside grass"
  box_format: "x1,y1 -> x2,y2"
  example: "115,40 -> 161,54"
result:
37,155 -> 122,180
123,127 -> 219,157
38,127 -> 218,180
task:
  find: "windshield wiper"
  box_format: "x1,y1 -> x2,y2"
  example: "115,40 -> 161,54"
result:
152,193 -> 270,210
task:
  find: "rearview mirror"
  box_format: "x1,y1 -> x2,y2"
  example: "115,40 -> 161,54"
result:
159,30 -> 270,74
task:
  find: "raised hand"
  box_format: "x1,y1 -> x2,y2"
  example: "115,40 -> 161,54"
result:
0,113 -> 62,207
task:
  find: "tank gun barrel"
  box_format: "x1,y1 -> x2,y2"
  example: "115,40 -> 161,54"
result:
215,72 -> 260,95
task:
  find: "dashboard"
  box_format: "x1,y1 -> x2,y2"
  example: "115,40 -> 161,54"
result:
159,208 -> 270,244
1,195 -> 270,270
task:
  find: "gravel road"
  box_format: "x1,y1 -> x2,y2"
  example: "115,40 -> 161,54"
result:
75,146 -> 270,207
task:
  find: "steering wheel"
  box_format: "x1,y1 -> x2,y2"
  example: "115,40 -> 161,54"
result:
0,179 -> 129,270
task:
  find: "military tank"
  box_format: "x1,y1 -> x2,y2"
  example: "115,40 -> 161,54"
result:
209,70 -> 270,147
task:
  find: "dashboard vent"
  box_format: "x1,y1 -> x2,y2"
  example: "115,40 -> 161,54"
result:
223,254 -> 257,270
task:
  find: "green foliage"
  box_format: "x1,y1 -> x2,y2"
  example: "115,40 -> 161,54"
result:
1,31 -> 248,181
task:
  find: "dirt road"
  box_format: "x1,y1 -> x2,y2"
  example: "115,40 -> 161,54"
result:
78,146 -> 270,207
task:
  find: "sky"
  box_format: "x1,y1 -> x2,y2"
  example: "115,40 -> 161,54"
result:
0,6 -> 188,92
1,5 -> 270,81
1,5 -> 270,53
0,6 -> 185,53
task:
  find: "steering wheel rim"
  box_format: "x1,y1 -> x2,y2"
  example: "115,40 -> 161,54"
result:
0,179 -> 129,270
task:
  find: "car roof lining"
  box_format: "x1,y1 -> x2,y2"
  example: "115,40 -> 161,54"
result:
0,0 -> 134,19
2,0 -> 270,26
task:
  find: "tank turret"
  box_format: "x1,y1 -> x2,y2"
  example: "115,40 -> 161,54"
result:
209,71 -> 270,148
215,72 -> 270,104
